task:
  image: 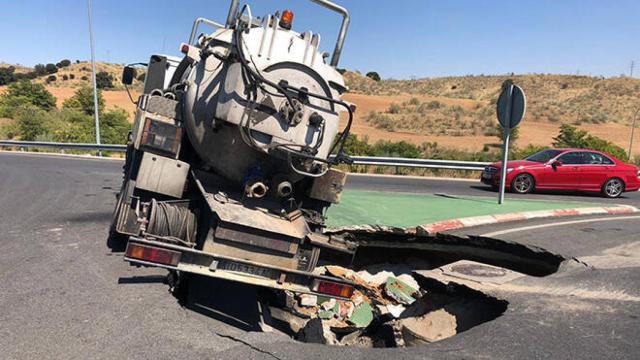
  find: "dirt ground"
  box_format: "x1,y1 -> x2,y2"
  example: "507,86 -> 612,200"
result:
340,93 -> 639,154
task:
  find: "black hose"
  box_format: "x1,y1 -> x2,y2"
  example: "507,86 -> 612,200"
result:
147,200 -> 197,246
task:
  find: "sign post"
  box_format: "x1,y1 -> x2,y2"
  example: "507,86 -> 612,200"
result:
496,82 -> 526,204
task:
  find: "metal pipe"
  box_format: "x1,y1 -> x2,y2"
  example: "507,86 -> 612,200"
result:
277,181 -> 293,197
628,107 -> 640,161
87,0 -> 101,155
225,0 -> 240,28
309,0 -> 350,67
189,17 -> 224,45
246,181 -> 268,198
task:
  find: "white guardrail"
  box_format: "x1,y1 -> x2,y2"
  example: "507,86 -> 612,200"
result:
0,140 -> 491,171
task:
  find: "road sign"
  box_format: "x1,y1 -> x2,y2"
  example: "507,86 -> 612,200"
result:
496,83 -> 526,205
497,84 -> 526,129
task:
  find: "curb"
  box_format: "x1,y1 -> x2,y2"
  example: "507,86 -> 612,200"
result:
418,205 -> 640,235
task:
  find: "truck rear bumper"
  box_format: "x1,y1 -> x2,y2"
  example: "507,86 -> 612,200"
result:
124,237 -> 355,299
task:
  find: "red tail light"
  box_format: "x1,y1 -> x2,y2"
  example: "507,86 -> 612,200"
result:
125,243 -> 181,266
312,279 -> 354,298
140,117 -> 183,156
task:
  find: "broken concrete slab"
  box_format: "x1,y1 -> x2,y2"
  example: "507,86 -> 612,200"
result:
299,294 -> 318,307
400,308 -> 457,344
386,304 -> 405,318
348,302 -> 374,328
384,277 -> 418,305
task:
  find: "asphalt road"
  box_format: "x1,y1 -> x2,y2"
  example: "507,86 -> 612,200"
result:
347,173 -> 640,207
1,152 -> 639,359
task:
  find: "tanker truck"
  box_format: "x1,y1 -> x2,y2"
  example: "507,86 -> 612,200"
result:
111,1 -> 542,344
111,0 -> 359,300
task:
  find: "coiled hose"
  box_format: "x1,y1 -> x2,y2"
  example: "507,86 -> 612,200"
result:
147,199 -> 197,247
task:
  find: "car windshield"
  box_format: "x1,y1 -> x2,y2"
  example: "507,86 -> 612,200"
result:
525,149 -> 563,163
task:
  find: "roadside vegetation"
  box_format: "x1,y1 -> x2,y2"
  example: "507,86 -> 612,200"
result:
335,124 -> 631,177
0,80 -> 129,145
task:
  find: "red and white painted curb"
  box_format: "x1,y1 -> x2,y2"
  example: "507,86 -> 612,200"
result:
419,205 -> 640,235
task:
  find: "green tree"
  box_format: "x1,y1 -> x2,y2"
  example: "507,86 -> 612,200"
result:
100,108 -> 130,144
553,124 -> 627,159
63,86 -> 105,115
366,71 -> 381,81
56,59 -> 71,68
0,66 -> 16,85
45,63 -> 58,74
15,106 -> 47,140
33,64 -> 47,76
95,71 -> 114,89
337,133 -> 372,156
0,81 -> 57,111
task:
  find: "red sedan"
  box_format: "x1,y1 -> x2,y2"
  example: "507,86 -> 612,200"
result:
481,148 -> 640,198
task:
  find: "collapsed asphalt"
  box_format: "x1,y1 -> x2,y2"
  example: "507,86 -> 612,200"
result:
1,152 -> 638,359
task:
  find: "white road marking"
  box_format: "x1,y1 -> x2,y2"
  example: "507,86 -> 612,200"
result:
481,215 -> 640,237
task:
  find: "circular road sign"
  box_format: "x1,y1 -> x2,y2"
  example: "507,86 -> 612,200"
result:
496,84 -> 526,129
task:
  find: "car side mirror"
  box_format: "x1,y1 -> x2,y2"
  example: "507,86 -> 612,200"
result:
551,160 -> 562,167
121,66 -> 136,85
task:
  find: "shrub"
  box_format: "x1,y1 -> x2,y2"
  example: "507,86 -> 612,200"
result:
45,63 -> 58,74
96,71 -> 114,89
69,74 -> 75,80
387,103 -> 401,114
81,76 -> 88,81
63,86 -> 105,115
46,75 -> 57,83
56,59 -> 71,68
336,133 -> 372,156
366,111 -> 395,131
62,74 -> 69,81
15,106 -> 48,140
370,140 -> 422,158
0,81 -> 57,112
0,66 -> 16,85
408,97 -> 420,106
34,64 -> 47,76
365,71 -> 381,81
136,72 -> 146,82
100,108 -> 131,144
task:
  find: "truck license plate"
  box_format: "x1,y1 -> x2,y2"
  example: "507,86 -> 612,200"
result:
218,261 -> 278,279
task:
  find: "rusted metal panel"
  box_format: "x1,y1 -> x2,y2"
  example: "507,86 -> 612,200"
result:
193,171 -> 310,239
136,152 -> 189,198
308,168 -> 347,204
215,223 -> 299,255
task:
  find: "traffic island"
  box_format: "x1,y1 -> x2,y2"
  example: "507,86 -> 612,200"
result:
327,190 -> 638,234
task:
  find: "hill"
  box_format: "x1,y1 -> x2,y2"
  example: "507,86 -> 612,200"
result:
341,72 -> 640,153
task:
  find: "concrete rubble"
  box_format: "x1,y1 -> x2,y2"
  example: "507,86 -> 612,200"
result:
284,265 -> 463,347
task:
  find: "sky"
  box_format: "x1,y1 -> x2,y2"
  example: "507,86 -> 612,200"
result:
1,0 -> 639,79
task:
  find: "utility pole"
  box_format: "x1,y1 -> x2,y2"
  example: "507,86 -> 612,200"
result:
631,60 -> 635,78
629,107 -> 640,161
88,0 -> 101,154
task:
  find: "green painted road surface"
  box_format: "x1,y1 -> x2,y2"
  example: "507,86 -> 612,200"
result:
326,190 -> 602,229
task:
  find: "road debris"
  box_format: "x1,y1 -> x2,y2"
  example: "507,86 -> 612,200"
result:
277,264 -> 509,347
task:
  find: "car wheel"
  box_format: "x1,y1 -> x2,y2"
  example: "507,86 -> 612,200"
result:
511,173 -> 535,194
602,178 -> 625,198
